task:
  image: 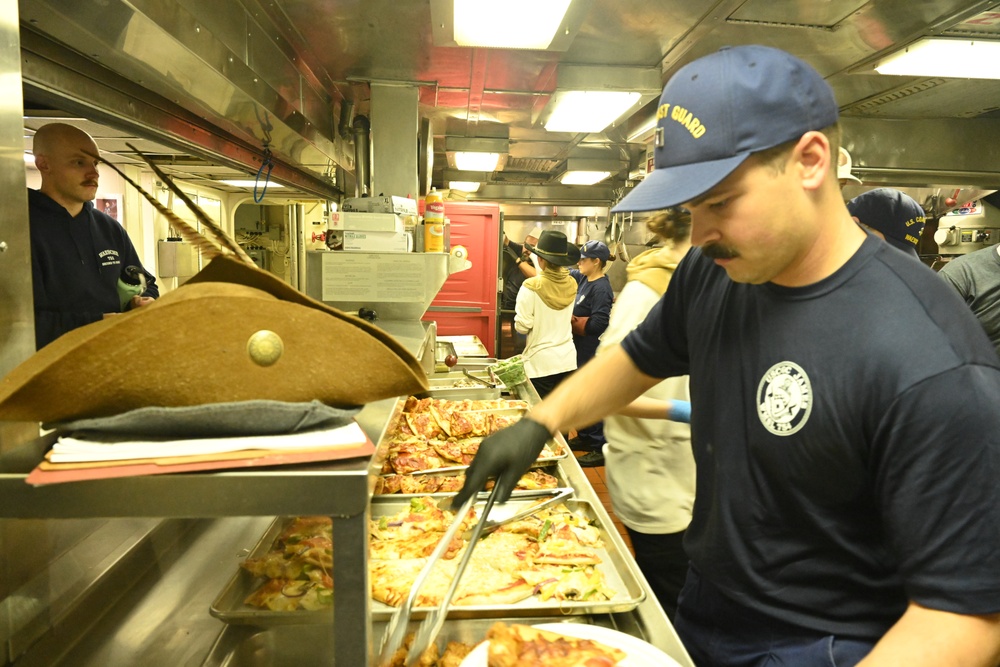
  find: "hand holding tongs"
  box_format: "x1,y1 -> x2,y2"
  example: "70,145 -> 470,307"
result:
376,485 -> 574,666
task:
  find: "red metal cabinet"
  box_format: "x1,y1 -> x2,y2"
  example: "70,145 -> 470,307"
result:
422,201 -> 501,356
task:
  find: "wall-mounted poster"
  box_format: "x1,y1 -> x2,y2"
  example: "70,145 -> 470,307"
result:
96,195 -> 122,222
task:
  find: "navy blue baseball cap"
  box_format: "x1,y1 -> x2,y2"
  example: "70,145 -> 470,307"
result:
580,240 -> 610,262
847,188 -> 927,256
613,45 -> 839,213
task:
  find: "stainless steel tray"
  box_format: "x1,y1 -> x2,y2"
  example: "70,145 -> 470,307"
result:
437,335 -> 490,357
209,499 -> 645,626
370,498 -> 644,619
210,518 -> 333,626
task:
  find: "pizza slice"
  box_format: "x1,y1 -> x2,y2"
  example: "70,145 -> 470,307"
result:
388,440 -> 446,474
405,411 -> 446,439
244,576 -> 333,611
429,437 -> 467,465
516,566 -> 617,602
486,622 -> 626,667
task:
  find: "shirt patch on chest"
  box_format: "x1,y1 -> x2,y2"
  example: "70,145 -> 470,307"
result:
757,361 -> 813,436
98,249 -> 121,267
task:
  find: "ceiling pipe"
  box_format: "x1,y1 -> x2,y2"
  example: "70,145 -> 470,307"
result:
352,115 -> 371,198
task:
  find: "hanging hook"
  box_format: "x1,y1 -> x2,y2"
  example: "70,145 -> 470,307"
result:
254,145 -> 274,203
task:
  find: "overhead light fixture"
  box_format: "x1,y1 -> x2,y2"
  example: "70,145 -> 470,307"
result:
546,91 -> 642,133
449,181 -> 481,192
219,179 -> 285,188
445,136 -> 509,172
454,152 -> 501,171
23,152 -> 35,166
538,64 -> 661,134
558,156 -> 625,186
873,38 -> 1000,79
560,170 -> 610,186
454,0 -> 571,49
430,0 -> 593,51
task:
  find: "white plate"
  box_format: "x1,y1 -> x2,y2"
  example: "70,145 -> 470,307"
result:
459,622 -> 683,667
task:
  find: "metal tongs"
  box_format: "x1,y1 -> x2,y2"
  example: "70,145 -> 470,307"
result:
462,368 -> 496,388
376,485 -> 574,666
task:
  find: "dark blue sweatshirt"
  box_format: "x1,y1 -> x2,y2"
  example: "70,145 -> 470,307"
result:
570,269 -> 614,365
29,189 -> 158,349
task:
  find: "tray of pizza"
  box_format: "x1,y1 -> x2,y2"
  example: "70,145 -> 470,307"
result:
210,515 -> 335,625
366,496 -> 645,620
210,496 -> 645,625
375,396 -> 567,477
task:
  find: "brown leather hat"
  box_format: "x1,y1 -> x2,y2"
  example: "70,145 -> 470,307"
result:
0,256 -> 429,423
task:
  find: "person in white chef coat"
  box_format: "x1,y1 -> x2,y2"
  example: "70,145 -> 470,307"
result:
455,45 -> 1000,667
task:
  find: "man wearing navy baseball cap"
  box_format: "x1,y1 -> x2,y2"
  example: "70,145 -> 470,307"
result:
455,45 -> 1000,666
848,187 -> 927,258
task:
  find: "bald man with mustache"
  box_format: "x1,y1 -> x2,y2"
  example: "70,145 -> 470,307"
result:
29,123 -> 158,349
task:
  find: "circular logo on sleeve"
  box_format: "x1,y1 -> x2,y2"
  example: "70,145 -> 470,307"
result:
757,361 -> 812,436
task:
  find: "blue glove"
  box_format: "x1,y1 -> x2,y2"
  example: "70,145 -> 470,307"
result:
451,416 -> 550,507
667,400 -> 691,423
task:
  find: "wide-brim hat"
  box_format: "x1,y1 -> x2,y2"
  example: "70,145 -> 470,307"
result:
525,230 -> 581,266
612,45 -> 839,213
0,255 -> 429,423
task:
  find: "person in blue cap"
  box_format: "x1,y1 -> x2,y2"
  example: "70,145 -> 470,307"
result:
847,187 -> 927,258
566,239 -> 615,465
454,45 -> 1000,666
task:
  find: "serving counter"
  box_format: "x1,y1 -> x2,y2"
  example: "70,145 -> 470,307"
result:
0,319 -> 691,666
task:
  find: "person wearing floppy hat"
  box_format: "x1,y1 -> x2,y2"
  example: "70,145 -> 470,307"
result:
456,45 -> 1000,666
512,230 -> 580,399
847,187 -> 927,258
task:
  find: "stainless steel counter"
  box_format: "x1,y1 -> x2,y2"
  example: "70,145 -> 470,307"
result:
0,318 -> 692,666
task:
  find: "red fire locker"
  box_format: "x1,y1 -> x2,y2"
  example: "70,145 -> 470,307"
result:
422,201 -> 501,356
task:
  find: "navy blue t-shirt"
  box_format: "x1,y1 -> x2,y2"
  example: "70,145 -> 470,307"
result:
29,189 -> 159,349
570,270 -> 613,366
621,236 -> 1000,638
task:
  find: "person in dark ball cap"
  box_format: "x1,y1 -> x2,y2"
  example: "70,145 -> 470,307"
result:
454,44 -> 1000,667
848,187 -> 927,258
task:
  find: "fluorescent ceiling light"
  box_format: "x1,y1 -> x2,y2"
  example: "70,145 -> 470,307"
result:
219,179 -> 285,188
454,151 -> 501,171
874,38 -> 1000,79
454,0 -> 571,49
560,170 -> 610,185
449,180 -> 481,192
23,152 -> 35,166
545,91 -> 642,133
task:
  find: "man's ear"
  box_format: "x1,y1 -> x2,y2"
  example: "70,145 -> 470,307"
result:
34,155 -> 48,173
793,131 -> 830,192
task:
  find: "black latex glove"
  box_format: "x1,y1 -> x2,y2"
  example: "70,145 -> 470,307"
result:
452,417 -> 551,507
504,245 -> 520,262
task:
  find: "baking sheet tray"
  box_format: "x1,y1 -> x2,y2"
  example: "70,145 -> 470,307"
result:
437,335 -> 490,357
209,498 -> 645,626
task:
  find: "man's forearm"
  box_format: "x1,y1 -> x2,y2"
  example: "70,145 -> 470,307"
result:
859,603 -> 1000,667
528,345 -> 659,435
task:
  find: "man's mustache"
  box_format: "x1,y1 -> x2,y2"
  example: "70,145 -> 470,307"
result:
702,243 -> 739,260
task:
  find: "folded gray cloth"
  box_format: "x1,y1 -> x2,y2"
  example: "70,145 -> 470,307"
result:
45,400 -> 361,438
